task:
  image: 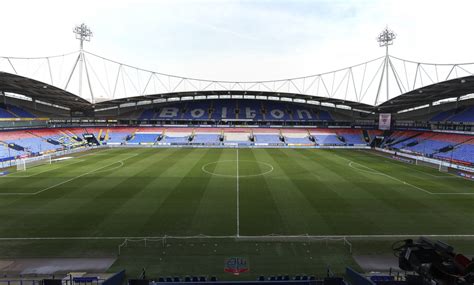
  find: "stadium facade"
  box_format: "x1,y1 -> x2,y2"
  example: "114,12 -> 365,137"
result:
1,28 -> 474,170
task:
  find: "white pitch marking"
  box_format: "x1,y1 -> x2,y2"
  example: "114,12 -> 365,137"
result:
92,161 -> 124,174
359,149 -> 458,179
0,148 -> 122,179
236,148 -> 240,237
1,233 -> 474,241
0,159 -> 86,178
201,160 -> 274,178
0,153 -> 138,196
348,161 -> 432,195
348,160 -> 474,195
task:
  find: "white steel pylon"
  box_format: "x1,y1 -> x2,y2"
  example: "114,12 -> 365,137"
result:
1,26 -> 473,107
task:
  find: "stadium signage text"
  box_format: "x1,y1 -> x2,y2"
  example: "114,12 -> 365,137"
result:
458,172 -> 474,180
157,107 -> 315,120
224,257 -> 249,275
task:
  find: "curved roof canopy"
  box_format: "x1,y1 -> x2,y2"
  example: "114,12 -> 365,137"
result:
0,72 -> 90,110
1,50 -> 474,113
377,75 -> 474,112
1,71 -> 474,114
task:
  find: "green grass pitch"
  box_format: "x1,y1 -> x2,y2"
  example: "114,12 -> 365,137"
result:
0,147 -> 473,279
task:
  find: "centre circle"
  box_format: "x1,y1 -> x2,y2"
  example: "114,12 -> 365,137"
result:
201,160 -> 274,178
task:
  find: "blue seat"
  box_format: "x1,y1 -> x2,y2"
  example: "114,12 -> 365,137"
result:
264,101 -> 291,121
238,100 -> 264,120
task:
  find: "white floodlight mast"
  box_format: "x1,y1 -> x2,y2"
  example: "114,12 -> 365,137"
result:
376,27 -> 396,104
73,23 -> 93,102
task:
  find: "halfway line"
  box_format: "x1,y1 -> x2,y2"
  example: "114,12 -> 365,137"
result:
236,148 -> 240,237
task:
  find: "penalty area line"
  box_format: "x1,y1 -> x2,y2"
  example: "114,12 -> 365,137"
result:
0,154 -> 138,196
346,160 -> 433,195
0,159 -> 87,179
348,160 -> 474,195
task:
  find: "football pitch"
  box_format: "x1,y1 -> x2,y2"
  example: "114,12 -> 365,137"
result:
0,147 -> 473,278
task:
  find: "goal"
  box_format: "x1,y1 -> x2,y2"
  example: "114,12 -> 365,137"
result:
16,155 -> 52,171
415,159 -> 449,172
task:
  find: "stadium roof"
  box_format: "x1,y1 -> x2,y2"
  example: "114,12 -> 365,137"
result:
0,72 -> 91,110
92,90 -> 375,112
93,75 -> 474,113
377,75 -> 474,113
3,49 -> 474,110
1,71 -> 474,114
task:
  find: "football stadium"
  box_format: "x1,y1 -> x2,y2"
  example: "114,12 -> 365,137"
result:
1,2 -> 474,285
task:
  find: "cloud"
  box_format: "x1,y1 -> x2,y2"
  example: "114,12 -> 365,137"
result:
1,0 -> 474,83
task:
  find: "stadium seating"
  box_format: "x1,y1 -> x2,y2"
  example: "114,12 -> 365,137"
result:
0,104 -> 36,118
238,100 -> 264,120
6,137 -> 61,154
28,129 -> 76,147
338,130 -> 365,145
384,131 -> 421,148
151,106 -> 182,120
254,134 -> 282,144
318,110 -> 333,121
0,107 -> 16,118
263,101 -> 291,121
312,133 -> 343,145
130,133 -> 160,144
283,130 -> 313,144
210,100 -> 237,120
340,134 -> 365,144
139,109 -> 156,120
0,130 -> 62,156
192,134 -> 220,144
286,105 -> 315,121
133,100 -> 338,122
6,105 -> 36,117
430,109 -> 456,121
405,140 -> 448,154
107,132 -> 130,144
225,132 -> 251,144
385,131 -> 474,164
1,127 -> 473,165
0,143 -> 24,160
430,106 -> 474,122
435,140 -> 474,164
182,101 -> 210,120
285,137 -> 312,144
450,106 -> 474,122
367,130 -> 383,142
164,136 -> 190,144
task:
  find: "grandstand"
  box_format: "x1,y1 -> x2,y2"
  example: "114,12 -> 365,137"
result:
0,104 -> 37,119
0,92 -> 473,283
135,100 -> 330,122
1,24 -> 474,285
430,106 -> 474,123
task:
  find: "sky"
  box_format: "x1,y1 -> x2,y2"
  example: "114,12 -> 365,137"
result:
2,0 -> 474,82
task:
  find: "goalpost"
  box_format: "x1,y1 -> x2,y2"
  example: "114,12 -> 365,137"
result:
415,158 -> 449,173
16,155 -> 52,171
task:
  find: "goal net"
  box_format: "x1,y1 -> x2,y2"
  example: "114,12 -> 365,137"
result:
17,155 -> 52,171
415,159 -> 449,172
439,164 -> 449,173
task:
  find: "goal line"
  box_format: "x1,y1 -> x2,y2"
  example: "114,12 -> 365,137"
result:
16,155 -> 52,171
116,234 -> 354,255
3,233 -> 474,257
3,233 -> 474,256
2,234 -> 474,241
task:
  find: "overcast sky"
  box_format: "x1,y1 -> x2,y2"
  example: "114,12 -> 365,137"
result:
2,0 -> 474,82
